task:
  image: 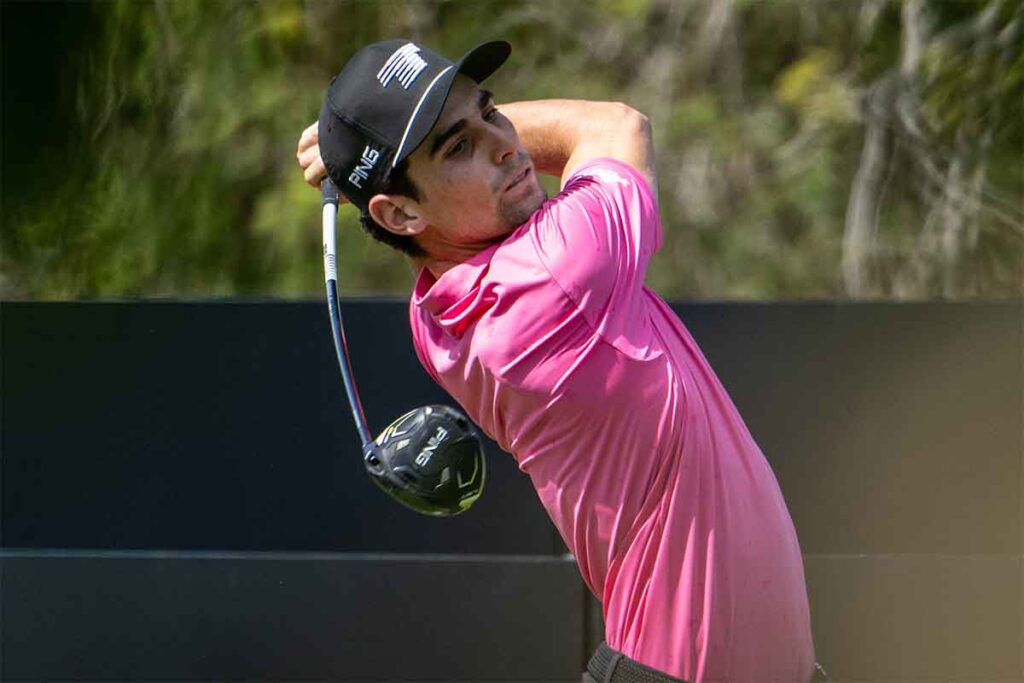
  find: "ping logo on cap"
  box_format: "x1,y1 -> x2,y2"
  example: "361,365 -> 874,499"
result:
377,43 -> 428,89
348,145 -> 381,189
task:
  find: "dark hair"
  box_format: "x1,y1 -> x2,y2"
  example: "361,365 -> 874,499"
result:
359,158 -> 425,257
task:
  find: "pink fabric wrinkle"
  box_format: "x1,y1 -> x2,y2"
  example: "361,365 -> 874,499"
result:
694,526 -> 716,683
408,159 -> 815,682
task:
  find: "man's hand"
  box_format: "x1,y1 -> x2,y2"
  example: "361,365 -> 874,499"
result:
296,121 -> 330,189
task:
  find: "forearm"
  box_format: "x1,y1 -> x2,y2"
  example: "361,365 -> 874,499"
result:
500,99 -> 655,189
499,99 -> 582,177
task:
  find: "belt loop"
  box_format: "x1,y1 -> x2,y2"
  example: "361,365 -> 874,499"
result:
604,647 -> 622,683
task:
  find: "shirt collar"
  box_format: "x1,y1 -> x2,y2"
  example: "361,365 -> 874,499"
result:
412,242 -> 500,319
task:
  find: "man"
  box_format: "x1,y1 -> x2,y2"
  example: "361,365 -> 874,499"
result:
297,39 -> 816,682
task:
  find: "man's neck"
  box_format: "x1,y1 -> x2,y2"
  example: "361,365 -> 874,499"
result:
411,232 -> 510,280
409,256 -> 462,280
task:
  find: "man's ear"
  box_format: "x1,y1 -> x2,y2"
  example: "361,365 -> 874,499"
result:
367,194 -> 427,237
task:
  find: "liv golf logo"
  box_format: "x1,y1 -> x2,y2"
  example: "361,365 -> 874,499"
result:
377,43 -> 428,90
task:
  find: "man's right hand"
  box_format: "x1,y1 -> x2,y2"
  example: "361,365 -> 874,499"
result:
296,121 -> 330,189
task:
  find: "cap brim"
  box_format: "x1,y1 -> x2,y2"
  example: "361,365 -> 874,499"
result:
456,40 -> 511,84
391,41 -> 511,167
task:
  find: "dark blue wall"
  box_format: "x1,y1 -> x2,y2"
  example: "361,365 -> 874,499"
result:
2,300 -> 1021,681
2,301 -> 558,555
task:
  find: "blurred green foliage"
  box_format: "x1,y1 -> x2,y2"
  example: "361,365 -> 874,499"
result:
2,0 -> 1021,299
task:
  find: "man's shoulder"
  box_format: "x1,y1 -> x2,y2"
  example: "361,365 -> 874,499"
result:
564,158 -> 641,187
560,157 -> 654,200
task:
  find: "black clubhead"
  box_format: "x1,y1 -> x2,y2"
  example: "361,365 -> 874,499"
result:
365,405 -> 486,516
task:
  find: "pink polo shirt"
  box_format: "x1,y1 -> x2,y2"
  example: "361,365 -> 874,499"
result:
409,159 -> 815,682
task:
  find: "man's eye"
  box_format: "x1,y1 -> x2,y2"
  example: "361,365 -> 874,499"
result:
447,139 -> 467,157
484,107 -> 499,122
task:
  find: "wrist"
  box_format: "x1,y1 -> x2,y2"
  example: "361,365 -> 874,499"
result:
500,100 -> 574,177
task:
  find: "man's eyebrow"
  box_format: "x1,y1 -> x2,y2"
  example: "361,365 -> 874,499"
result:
429,119 -> 466,158
428,89 -> 496,158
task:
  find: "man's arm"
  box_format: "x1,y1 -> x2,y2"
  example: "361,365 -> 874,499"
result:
498,99 -> 656,196
296,100 -> 656,195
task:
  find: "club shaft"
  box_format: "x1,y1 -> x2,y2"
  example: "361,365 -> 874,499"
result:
322,180 -> 373,447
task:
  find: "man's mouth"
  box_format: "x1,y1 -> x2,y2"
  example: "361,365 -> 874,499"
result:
505,166 -> 530,192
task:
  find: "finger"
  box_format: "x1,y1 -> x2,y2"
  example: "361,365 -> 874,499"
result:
296,121 -> 319,155
304,158 -> 327,188
298,121 -> 318,149
297,144 -> 321,169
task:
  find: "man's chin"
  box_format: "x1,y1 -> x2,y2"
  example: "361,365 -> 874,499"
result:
500,184 -> 548,229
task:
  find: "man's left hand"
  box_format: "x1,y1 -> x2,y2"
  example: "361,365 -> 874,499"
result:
296,121 -> 329,189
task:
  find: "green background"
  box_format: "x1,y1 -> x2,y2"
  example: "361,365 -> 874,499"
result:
3,0 -> 1021,300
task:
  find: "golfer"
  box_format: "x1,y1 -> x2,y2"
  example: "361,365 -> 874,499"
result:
296,39 -> 816,682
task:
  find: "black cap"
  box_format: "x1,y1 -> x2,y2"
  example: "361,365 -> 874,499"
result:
318,39 -> 511,211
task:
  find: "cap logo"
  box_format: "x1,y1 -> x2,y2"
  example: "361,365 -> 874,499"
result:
348,145 -> 381,189
377,43 -> 428,90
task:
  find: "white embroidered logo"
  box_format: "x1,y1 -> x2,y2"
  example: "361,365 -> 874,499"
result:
377,43 -> 428,89
586,168 -> 630,187
348,146 -> 380,189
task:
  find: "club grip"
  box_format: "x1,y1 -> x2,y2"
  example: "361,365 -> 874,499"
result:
322,179 -> 338,284
321,178 -> 340,206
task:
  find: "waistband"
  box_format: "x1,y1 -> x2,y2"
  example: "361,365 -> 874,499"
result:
586,642 -> 690,683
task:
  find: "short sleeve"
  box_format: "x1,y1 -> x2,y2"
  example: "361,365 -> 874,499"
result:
529,158 -> 662,359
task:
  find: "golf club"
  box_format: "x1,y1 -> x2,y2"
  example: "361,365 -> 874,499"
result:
321,178 -> 486,516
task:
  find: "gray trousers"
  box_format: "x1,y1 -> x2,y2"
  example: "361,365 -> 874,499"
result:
582,642 -> 690,683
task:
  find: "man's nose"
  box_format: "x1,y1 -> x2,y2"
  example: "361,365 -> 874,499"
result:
491,127 -> 517,164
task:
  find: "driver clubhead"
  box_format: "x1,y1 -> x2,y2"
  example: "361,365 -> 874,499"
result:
364,405 -> 485,516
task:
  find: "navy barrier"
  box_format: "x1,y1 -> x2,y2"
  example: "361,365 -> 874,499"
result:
2,300 -> 1021,680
